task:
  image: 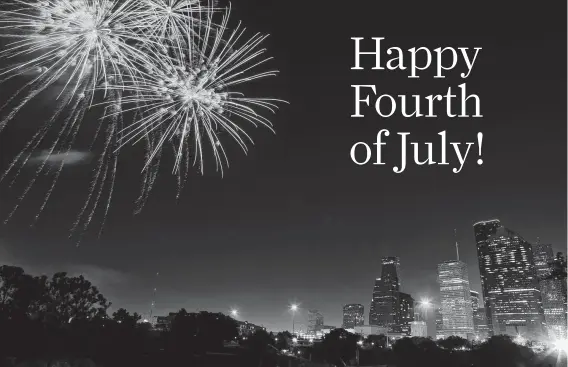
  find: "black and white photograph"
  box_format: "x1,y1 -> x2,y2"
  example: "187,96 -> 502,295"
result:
0,0 -> 566,366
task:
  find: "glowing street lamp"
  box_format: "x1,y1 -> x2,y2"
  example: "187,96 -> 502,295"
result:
230,309 -> 239,318
290,304 -> 299,335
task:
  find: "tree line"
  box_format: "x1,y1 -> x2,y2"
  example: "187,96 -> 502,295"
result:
0,263 -> 565,367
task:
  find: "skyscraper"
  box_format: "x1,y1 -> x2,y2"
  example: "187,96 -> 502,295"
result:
437,260 -> 474,338
343,304 -> 365,329
399,292 -> 414,335
307,309 -> 324,334
473,220 -> 545,339
470,290 -> 490,339
470,290 -> 480,311
369,257 -> 401,331
533,245 -> 567,339
533,243 -> 554,279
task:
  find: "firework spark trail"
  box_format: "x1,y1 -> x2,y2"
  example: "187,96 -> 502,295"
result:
4,85 -> 89,224
0,0 -> 160,233
75,95 -> 123,241
69,105 -> 116,237
1,85 -> 72,186
133,130 -> 163,214
97,140 -> 118,238
1,0 -> 286,234
105,4 -> 286,193
32,97 -> 88,225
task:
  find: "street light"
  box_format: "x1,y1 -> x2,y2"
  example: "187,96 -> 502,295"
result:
290,304 -> 299,335
230,309 -> 239,318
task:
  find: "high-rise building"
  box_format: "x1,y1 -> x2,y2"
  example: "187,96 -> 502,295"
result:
437,260 -> 474,338
470,291 -> 480,311
399,292 -> 414,335
307,310 -> 324,334
343,304 -> 364,329
473,308 -> 491,339
410,321 -> 427,337
435,307 -> 444,339
533,245 -> 567,339
533,244 -> 554,279
473,220 -> 545,339
470,290 -> 488,339
369,257 -> 401,332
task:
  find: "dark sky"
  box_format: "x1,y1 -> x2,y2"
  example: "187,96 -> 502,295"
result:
0,1 -> 566,331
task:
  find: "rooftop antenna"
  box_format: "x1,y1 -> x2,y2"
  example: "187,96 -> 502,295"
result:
454,229 -> 460,261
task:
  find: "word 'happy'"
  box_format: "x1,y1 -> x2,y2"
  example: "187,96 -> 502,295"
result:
349,37 -> 484,173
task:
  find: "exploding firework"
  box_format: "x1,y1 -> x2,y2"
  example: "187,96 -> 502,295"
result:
126,0 -> 217,44
108,5 -> 286,201
0,0 -> 150,238
0,0 -> 286,238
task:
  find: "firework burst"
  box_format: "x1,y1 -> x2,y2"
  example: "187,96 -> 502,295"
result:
126,0 -> 217,45
0,0 -> 151,237
0,0 -> 286,237
108,5 -> 286,199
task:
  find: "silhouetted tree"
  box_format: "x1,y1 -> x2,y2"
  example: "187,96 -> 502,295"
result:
245,329 -> 274,351
438,335 -> 470,351
112,308 -> 141,328
321,328 -> 358,366
392,337 -> 444,367
0,266 -> 46,319
275,331 -> 292,350
169,309 -> 238,354
43,272 -> 110,324
366,334 -> 388,348
472,335 -> 535,367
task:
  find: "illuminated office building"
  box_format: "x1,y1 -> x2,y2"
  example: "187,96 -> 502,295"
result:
533,244 -> 554,279
437,259 -> 474,338
533,244 -> 567,339
369,257 -> 401,331
343,304 -> 364,329
470,290 -> 480,310
308,310 -> 324,334
399,292 -> 414,335
473,220 -> 545,339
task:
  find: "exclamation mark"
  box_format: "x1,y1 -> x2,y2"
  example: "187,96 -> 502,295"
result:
477,132 -> 483,165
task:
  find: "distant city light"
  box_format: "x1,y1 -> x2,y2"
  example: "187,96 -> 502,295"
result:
357,340 -> 363,346
292,337 -> 298,343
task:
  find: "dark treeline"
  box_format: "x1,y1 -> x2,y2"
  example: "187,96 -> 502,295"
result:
0,264 -> 565,367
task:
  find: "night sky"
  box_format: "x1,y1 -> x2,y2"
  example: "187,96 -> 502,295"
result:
0,1 -> 566,331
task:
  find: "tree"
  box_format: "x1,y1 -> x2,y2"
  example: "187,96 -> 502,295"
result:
392,337 -> 446,367
473,335 -> 535,367
321,328 -> 358,366
275,331 -> 293,350
169,310 -> 239,354
43,272 -> 110,324
0,266 -> 47,319
437,335 -> 470,351
366,334 -> 388,348
245,329 -> 274,351
112,308 -> 141,328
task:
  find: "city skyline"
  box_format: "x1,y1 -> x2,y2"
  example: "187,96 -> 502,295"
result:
0,0 -> 566,332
